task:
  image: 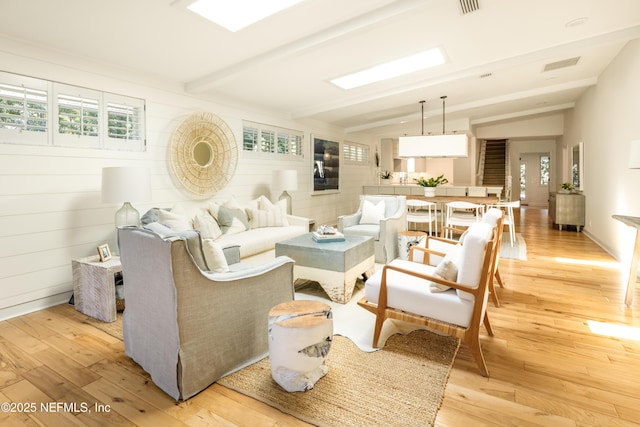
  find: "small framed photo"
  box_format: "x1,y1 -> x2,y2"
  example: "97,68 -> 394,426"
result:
97,244 -> 112,262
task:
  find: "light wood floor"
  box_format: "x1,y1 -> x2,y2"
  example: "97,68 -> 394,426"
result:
2,207 -> 640,426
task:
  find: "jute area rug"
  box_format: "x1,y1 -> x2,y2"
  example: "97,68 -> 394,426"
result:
218,329 -> 459,427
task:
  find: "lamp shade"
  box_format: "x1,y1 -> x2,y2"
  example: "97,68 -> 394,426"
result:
272,170 -> 298,192
102,167 -> 152,203
629,140 -> 640,169
398,134 -> 468,158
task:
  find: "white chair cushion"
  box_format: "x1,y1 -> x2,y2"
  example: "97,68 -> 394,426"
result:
456,222 -> 493,300
421,238 -> 458,265
342,224 -> 380,240
483,208 -> 502,227
359,199 -> 385,224
365,259 -> 475,328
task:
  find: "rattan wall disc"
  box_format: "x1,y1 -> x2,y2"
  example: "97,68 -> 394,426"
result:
169,112 -> 238,197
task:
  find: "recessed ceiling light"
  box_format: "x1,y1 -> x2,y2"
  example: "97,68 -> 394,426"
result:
331,48 -> 446,90
187,0 -> 304,32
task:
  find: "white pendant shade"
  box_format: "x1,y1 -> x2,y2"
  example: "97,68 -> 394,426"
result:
398,134 -> 468,158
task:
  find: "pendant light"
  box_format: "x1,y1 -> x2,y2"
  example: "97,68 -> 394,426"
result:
398,96 -> 468,158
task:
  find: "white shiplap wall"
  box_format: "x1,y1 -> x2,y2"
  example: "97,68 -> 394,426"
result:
0,45 -> 375,320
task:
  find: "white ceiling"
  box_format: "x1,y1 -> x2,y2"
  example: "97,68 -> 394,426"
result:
2,0 -> 639,138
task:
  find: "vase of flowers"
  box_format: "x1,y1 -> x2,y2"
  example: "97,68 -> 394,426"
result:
414,174 -> 448,197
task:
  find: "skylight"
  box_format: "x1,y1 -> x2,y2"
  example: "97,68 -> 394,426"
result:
187,0 -> 304,32
331,48 -> 445,90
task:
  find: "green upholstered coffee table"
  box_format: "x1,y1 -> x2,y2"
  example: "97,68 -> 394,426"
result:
275,234 -> 375,303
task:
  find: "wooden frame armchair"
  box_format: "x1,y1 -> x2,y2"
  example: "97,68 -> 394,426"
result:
439,208 -> 505,307
358,221 -> 499,377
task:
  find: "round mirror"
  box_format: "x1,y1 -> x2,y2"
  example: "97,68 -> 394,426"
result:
193,140 -> 214,167
169,112 -> 238,197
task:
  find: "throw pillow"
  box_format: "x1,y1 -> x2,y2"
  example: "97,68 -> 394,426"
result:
428,259 -> 459,292
249,206 -> 286,228
359,200 -> 385,225
201,239 -> 229,273
216,205 -> 250,235
259,196 -> 288,218
158,209 -> 193,232
208,201 -> 221,221
249,196 -> 289,228
428,244 -> 461,292
193,212 -> 222,240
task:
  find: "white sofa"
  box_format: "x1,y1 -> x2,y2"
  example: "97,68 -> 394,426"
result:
141,196 -> 309,263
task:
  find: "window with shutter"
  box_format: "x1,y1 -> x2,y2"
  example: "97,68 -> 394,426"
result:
344,141 -> 369,164
260,129 -> 275,153
104,93 -> 145,151
54,84 -> 100,148
242,120 -> 303,158
0,71 -> 145,151
243,125 -> 259,151
0,72 -> 49,145
291,133 -> 303,156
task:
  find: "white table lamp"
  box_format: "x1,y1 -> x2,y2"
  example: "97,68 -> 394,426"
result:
102,167 -> 152,227
272,170 -> 298,215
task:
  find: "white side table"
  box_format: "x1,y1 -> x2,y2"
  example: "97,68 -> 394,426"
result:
71,255 -> 122,322
268,300 -> 333,392
397,231 -> 427,260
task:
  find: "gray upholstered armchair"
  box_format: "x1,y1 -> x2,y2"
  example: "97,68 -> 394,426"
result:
338,195 -> 407,263
117,226 -> 295,400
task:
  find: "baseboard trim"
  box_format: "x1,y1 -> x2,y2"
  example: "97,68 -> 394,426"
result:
0,291 -> 73,322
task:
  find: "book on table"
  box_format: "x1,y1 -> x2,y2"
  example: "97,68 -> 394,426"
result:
311,231 -> 345,243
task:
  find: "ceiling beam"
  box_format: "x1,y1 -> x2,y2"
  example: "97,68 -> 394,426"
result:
470,103 -> 575,125
344,78 -> 596,133
184,0 -> 429,93
293,25 -> 640,120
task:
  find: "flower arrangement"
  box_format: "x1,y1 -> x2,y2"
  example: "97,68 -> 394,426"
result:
414,174 -> 449,187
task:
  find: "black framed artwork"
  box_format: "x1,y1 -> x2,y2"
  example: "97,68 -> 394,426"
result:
312,135 -> 340,194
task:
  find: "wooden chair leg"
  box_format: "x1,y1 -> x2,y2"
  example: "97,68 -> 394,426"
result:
464,334 -> 489,377
495,268 -> 505,287
372,311 -> 385,348
489,277 -> 501,307
483,313 -> 494,336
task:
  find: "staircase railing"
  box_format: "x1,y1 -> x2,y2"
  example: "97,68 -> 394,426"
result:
477,140 -> 486,185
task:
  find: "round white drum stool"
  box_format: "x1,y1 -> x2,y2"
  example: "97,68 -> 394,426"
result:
397,231 -> 427,260
268,300 -> 333,392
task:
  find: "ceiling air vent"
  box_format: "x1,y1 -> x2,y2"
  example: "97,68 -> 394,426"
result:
543,57 -> 580,72
459,0 -> 480,15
